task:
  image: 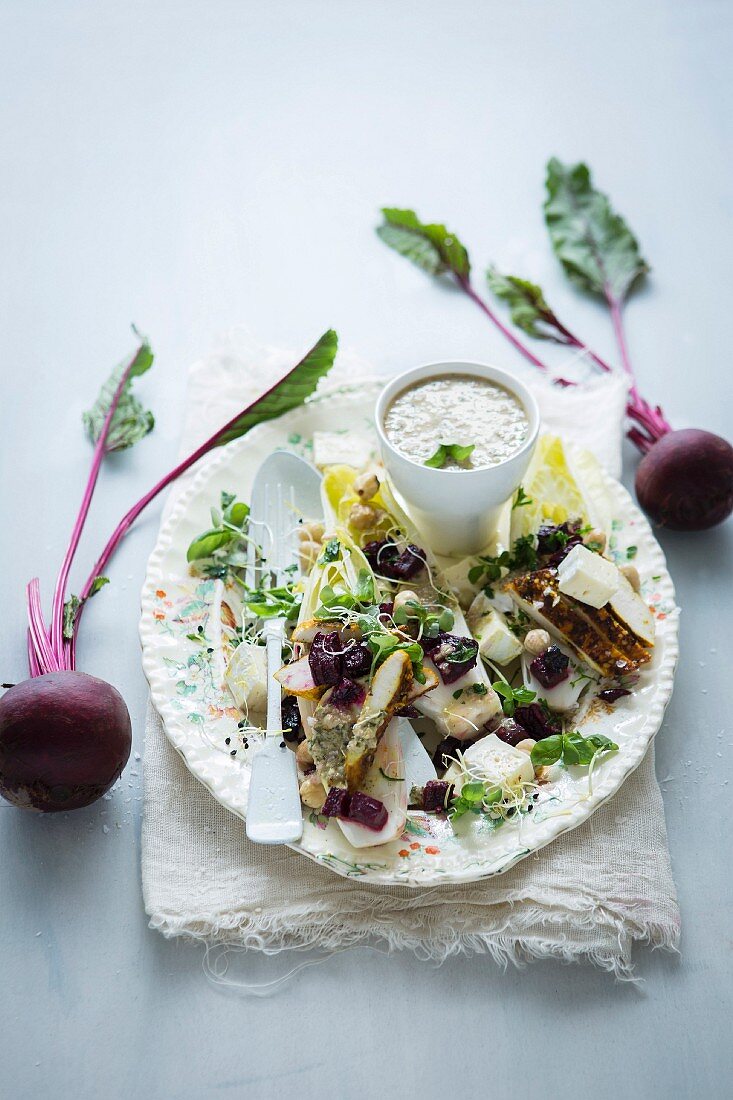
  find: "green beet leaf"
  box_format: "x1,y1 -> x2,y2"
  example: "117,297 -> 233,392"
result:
83,335 -> 155,452
211,329 -> 338,448
486,268 -> 569,341
377,208 -> 470,281
544,159 -> 649,303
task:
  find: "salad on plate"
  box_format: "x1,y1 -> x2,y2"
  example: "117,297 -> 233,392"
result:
186,433 -> 656,852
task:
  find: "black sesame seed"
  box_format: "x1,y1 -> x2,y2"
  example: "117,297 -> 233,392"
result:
206,647 -> 214,654
225,737 -> 231,745
279,741 -> 286,749
230,750 -> 237,757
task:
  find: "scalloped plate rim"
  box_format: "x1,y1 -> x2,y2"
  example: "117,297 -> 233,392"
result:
139,381 -> 679,887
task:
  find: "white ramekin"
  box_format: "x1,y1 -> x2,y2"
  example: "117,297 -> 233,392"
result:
375,360 -> 540,557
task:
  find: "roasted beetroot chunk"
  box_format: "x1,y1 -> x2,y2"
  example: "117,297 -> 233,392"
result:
347,791 -> 388,830
529,645 -> 570,689
422,780 -> 453,813
423,632 -> 479,684
599,687 -> 631,703
322,787 -> 351,818
281,695 -> 303,743
514,702 -> 560,741
495,718 -> 529,747
328,677 -> 366,708
363,539 -> 427,581
308,631 -> 343,686
536,522 -> 584,565
342,641 -> 372,679
433,736 -> 463,771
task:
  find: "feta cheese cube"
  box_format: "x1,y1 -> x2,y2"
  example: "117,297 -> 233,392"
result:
473,609 -> 523,665
444,733 -> 534,794
557,545 -> 619,608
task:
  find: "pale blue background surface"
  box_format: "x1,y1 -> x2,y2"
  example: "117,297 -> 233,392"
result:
1,2 -> 732,1097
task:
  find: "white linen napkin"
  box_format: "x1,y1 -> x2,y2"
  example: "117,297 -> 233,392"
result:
141,334 -> 680,979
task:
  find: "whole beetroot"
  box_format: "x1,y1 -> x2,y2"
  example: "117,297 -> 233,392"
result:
635,429 -> 733,531
0,672 -> 131,812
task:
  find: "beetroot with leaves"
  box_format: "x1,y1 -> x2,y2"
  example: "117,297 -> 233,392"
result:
1,329 -> 338,813
377,163 -> 732,530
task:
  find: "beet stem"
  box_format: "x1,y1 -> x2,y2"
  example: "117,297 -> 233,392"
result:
72,334 -> 331,638
48,346 -> 144,660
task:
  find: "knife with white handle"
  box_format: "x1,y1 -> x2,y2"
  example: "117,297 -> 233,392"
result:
245,452 -> 323,845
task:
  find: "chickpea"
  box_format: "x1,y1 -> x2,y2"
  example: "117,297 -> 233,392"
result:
299,774 -> 326,810
620,563 -> 641,593
296,740 -> 314,769
298,520 -> 325,543
516,738 -> 537,753
583,528 -> 607,554
393,589 -> 419,614
299,539 -> 321,572
348,502 -> 378,530
524,628 -> 552,657
353,471 -> 380,501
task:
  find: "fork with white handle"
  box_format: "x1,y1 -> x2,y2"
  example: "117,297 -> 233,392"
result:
245,453 -> 321,844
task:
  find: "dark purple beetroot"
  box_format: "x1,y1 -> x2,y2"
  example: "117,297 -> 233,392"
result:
514,702 -> 560,741
422,780 -> 454,813
433,736 -> 463,771
495,718 -> 529,747
0,671 -> 132,812
281,695 -> 303,742
322,787 -> 351,818
423,633 -> 479,684
341,642 -> 372,679
363,539 -> 427,581
347,791 -> 388,830
635,429 -> 733,531
599,687 -> 631,703
395,704 -> 419,719
328,677 -> 366,708
363,539 -> 399,573
536,522 -> 583,565
308,631 -> 342,686
530,645 -> 570,689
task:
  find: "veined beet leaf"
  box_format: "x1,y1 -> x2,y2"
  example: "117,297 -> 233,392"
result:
544,158 -> 650,303
377,208 -> 471,280
83,334 -> 155,452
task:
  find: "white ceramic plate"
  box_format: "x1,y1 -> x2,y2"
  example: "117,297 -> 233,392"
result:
139,383 -> 679,886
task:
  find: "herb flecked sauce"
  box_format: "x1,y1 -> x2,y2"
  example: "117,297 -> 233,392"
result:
384,374 -> 529,469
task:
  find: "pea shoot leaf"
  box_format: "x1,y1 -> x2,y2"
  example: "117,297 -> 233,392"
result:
544,159 -> 649,303
83,334 -> 155,452
530,730 -> 618,769
377,208 -> 471,281
424,443 -> 475,469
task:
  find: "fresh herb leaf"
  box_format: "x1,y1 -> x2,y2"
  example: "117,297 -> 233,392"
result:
544,159 -> 649,303
187,491 -> 250,566
493,680 -> 536,717
530,730 -> 618,769
626,545 -> 638,560
319,537 -> 340,564
512,486 -> 533,510
486,268 -> 572,343
377,208 -> 471,281
187,528 -> 237,562
242,582 -> 301,621
469,534 -> 538,593
83,334 -> 155,452
424,442 -> 475,469
88,575 -> 109,598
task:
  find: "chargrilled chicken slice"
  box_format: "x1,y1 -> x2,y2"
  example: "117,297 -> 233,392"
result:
344,651 -> 412,791
308,695 -> 362,790
507,569 -> 651,677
